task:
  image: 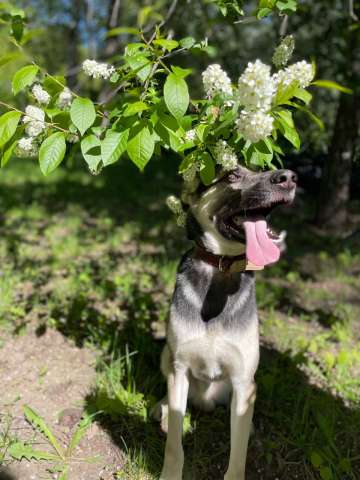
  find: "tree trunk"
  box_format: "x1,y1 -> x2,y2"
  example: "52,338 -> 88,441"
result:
315,93 -> 359,230
315,12 -> 360,231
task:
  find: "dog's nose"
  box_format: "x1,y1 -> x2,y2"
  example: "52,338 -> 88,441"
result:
270,169 -> 297,188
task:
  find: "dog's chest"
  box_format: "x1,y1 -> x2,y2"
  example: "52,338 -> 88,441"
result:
168,319 -> 259,382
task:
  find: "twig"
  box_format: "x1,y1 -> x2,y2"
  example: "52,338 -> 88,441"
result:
109,0 -> 121,28
279,14 -> 289,36
143,0 -> 178,34
234,16 -> 258,24
349,0 -> 359,21
0,101 -> 70,133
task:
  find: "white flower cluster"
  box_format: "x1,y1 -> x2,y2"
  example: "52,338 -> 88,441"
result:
166,195 -> 186,227
202,64 -> 233,98
18,105 -> 46,156
82,59 -> 115,80
57,87 -> 73,109
17,137 -> 38,157
236,110 -> 274,144
32,84 -> 50,105
23,105 -> 46,137
238,60 -> 275,111
182,162 -> 199,183
272,35 -> 295,68
213,140 -> 238,171
184,129 -> 196,142
274,60 -> 314,89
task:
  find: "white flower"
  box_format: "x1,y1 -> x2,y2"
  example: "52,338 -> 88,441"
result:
166,195 -> 186,227
238,60 -> 276,111
213,140 -> 238,171
82,59 -> 115,80
184,129 -> 196,142
202,64 -> 233,98
236,110 -> 274,143
67,133 -> 79,144
274,61 -> 314,89
23,105 -> 46,137
57,87 -> 73,109
272,35 -> 295,68
166,195 -> 183,214
18,137 -> 34,152
32,84 -> 51,105
17,137 -> 38,157
176,212 -> 187,227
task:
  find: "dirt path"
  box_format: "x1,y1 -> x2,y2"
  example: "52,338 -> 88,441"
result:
0,327 -> 123,480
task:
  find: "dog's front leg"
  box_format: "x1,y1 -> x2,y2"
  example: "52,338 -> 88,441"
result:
224,381 -> 256,480
160,366 -> 189,480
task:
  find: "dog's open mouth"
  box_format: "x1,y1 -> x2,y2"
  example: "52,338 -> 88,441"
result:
220,200 -> 290,267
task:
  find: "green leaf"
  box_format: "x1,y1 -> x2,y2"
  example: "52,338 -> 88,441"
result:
319,465 -> 333,480
24,406 -> 65,458
81,134 -> 101,171
0,52 -> 22,68
153,39 -> 179,52
171,65 -> 192,79
199,152 -> 215,185
38,132 -> 66,176
67,415 -> 95,456
257,7 -> 272,18
179,37 -> 196,49
293,87 -> 312,105
125,54 -> 152,82
127,125 -> 155,170
164,73 -> 189,120
1,138 -> 18,167
311,80 -> 352,94
155,114 -> 184,152
58,466 -> 69,480
310,451 -> 324,468
70,97 -> 96,136
276,0 -> 297,13
8,442 -> 59,462
43,76 -> 66,96
179,154 -> 195,174
11,15 -> 24,41
296,105 -> 324,130
107,26 -> 139,37
275,109 -> 294,128
12,65 -> 39,95
101,129 -> 129,166
275,80 -> 299,105
278,122 -> 300,149
123,101 -> 148,117
0,111 -> 21,148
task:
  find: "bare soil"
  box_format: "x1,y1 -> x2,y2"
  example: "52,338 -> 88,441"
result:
0,327 -> 124,480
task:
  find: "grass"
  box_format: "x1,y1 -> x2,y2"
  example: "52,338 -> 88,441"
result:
0,156 -> 359,479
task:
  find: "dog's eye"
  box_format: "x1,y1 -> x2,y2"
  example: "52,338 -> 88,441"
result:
227,172 -> 242,183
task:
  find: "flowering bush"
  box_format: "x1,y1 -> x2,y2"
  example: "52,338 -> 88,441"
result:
0,3 -> 348,187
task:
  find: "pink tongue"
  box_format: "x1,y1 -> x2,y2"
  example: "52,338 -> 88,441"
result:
243,220 -> 280,267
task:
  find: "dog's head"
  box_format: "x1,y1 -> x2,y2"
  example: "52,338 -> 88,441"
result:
186,166 -> 297,267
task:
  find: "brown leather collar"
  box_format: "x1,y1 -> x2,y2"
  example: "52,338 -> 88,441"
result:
193,244 -> 247,273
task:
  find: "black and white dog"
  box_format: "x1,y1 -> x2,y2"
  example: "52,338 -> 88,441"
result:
158,165 -> 297,480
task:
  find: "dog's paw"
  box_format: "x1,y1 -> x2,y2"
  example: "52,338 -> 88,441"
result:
151,399 -> 169,433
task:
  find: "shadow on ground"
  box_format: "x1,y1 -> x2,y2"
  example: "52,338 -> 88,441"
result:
83,337 -> 360,480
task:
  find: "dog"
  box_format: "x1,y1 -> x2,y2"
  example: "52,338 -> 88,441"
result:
158,165 -> 297,480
